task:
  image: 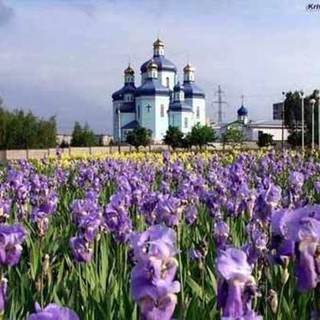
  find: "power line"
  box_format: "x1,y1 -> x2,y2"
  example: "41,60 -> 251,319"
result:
213,85 -> 227,124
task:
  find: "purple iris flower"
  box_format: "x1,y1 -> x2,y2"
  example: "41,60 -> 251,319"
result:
272,205 -> 320,292
289,171 -> 304,188
216,248 -> 261,319
70,236 -> 93,263
185,205 -> 198,225
130,225 -> 180,320
0,224 -> 26,266
0,198 -> 11,222
28,303 -> 79,320
139,192 -> 159,225
155,194 -> 182,227
130,225 -> 177,262
104,193 -> 132,243
213,220 -> 230,249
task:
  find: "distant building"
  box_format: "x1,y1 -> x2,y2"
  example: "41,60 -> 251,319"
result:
56,134 -> 113,146
212,102 -> 289,142
56,134 -> 72,146
95,134 -> 113,146
273,102 -> 283,120
112,38 -> 206,143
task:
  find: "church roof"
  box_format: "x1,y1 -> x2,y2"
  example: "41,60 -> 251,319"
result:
140,56 -> 177,73
121,120 -> 139,129
169,101 -> 193,112
112,83 -> 136,101
237,105 -> 248,116
183,82 -> 205,98
118,102 -> 136,113
135,78 -> 170,97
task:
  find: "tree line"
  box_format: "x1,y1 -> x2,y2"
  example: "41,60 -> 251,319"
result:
0,98 -> 100,149
0,99 -> 57,149
283,89 -> 320,147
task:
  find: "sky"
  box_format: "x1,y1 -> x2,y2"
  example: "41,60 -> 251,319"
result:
0,0 -> 319,134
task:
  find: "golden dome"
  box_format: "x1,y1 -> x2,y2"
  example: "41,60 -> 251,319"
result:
153,38 -> 164,47
147,60 -> 158,70
183,63 -> 195,72
124,64 -> 134,75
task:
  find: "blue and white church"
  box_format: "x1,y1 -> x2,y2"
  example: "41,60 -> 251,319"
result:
112,39 -> 206,142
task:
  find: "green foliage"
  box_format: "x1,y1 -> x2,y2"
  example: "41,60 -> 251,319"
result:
163,126 -> 184,149
257,133 -> 274,148
222,127 -> 245,146
71,122 -> 97,147
284,89 -> 320,147
188,124 -> 216,149
0,99 -> 57,149
126,127 -> 151,150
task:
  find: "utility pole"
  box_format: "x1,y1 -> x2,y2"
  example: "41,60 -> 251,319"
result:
214,85 -> 227,124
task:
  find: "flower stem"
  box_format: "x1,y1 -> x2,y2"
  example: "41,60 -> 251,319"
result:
177,225 -> 185,319
276,282 -> 285,320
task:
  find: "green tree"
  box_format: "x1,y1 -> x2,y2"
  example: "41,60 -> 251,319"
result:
0,100 -> 57,149
71,122 -> 97,147
284,89 -> 319,147
163,126 -> 184,150
257,133 -> 274,148
222,127 -> 245,149
188,123 -> 216,149
126,127 -> 151,150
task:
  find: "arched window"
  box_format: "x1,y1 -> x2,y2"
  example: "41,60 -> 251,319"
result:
160,105 -> 164,117
166,77 -> 170,88
196,106 -> 200,119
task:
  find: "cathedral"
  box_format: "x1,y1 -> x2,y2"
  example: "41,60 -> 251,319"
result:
112,38 -> 206,142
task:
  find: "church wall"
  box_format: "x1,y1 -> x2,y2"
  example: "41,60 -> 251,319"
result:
168,111 -> 181,129
168,111 -> 193,134
191,97 -> 206,126
158,71 -> 176,90
154,95 -> 170,141
137,96 -> 156,139
181,111 -> 194,134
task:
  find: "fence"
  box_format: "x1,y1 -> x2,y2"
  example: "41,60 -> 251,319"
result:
0,142 -> 259,161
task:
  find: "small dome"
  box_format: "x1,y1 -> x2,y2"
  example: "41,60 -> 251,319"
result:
147,60 -> 158,70
183,63 -> 195,72
153,38 -> 164,47
124,65 -> 134,75
237,105 -> 248,116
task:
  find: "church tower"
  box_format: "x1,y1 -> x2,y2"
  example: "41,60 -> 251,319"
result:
183,63 -> 206,126
135,61 -> 170,141
140,38 -> 177,90
112,65 -> 137,142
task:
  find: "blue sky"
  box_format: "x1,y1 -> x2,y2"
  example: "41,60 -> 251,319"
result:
0,0 -> 319,133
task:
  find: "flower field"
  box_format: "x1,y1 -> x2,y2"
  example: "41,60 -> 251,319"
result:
1,150 -> 320,319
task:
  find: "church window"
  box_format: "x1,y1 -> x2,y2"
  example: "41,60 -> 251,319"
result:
137,105 -> 140,119
160,105 -> 164,117
184,117 -> 188,128
166,77 -> 170,88
196,106 -> 200,118
146,105 -> 152,112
